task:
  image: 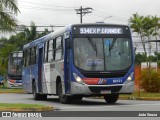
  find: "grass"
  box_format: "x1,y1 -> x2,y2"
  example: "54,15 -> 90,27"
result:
0,103 -> 53,111
0,87 -> 25,93
0,80 -> 25,93
0,103 -> 46,109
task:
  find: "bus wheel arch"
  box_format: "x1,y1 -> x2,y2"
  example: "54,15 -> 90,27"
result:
32,79 -> 40,100
32,79 -> 47,100
56,76 -> 61,95
56,76 -> 71,104
32,79 -> 35,93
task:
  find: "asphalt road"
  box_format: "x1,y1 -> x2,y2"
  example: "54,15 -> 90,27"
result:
1,93 -> 160,119
0,93 -> 160,112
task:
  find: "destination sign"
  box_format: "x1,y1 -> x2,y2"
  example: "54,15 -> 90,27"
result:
79,27 -> 123,34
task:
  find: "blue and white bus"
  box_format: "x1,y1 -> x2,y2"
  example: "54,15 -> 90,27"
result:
7,51 -> 23,87
22,23 -> 134,104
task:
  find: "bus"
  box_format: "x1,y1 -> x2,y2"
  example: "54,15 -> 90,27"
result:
22,23 -> 134,104
7,51 -> 23,87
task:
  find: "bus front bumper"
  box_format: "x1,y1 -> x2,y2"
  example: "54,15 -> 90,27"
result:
8,81 -> 22,88
70,81 -> 134,95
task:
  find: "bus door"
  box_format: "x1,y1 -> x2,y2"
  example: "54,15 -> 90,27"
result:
38,48 -> 43,93
64,34 -> 71,94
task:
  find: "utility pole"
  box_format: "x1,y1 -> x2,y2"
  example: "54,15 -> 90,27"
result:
75,6 -> 93,23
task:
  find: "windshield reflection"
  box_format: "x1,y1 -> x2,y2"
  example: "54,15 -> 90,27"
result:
74,38 -> 132,71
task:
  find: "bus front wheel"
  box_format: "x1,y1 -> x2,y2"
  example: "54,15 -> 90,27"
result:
104,94 -> 119,104
58,82 -> 71,104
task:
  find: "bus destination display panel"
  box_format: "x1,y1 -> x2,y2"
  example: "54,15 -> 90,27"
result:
73,25 -> 130,37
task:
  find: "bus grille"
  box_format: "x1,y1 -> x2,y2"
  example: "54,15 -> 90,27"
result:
88,86 -> 122,93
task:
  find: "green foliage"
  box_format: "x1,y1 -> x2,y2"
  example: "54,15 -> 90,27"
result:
135,53 -> 147,65
140,68 -> 160,92
129,13 -> 160,56
0,21 -> 50,76
0,103 -> 46,108
0,0 -> 20,33
0,43 -> 17,75
135,52 -> 160,66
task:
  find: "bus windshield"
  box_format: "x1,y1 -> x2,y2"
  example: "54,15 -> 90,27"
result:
8,57 -> 22,75
74,37 -> 132,71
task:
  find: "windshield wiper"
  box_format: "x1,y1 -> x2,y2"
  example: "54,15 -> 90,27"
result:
87,37 -> 97,56
109,38 -> 117,51
109,38 -> 121,56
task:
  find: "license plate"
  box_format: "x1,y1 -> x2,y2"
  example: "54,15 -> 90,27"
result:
101,90 -> 111,94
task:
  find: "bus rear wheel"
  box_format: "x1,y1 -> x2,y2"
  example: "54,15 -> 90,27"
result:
58,82 -> 71,104
104,94 -> 119,104
32,82 -> 47,100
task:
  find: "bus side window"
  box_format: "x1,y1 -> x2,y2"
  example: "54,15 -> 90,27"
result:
44,41 -> 49,62
48,40 -> 54,62
55,36 -> 62,61
30,47 -> 36,65
26,49 -> 30,66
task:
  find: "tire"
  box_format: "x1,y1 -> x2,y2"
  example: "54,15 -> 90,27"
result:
40,94 -> 47,100
72,96 -> 83,101
32,82 -> 47,100
104,94 -> 119,104
58,82 -> 71,104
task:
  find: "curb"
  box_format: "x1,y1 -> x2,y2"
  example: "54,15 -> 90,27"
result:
0,106 -> 54,112
136,97 -> 160,101
119,96 -> 160,101
90,96 -> 160,101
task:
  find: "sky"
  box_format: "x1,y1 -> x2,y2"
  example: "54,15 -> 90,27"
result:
1,0 -> 160,53
16,0 -> 160,26
1,0 -> 160,36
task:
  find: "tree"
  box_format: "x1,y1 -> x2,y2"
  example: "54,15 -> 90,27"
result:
129,13 -> 147,56
24,22 -> 37,42
152,16 -> 160,62
0,0 -> 20,33
142,16 -> 155,58
37,28 -> 50,38
0,43 -> 17,75
0,37 -> 7,48
135,53 -> 147,65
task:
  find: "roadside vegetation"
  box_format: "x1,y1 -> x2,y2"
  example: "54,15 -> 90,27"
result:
0,103 -> 53,111
0,103 -> 46,108
0,0 -> 20,33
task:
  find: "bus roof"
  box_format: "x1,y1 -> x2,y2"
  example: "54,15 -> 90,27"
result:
23,23 -> 129,49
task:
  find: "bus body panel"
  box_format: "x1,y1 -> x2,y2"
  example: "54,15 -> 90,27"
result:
42,61 -> 64,94
22,23 -> 134,99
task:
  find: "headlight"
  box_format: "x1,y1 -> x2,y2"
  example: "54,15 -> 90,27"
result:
127,72 -> 134,81
73,73 -> 85,84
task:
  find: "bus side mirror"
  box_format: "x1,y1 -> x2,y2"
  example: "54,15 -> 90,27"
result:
66,39 -> 71,49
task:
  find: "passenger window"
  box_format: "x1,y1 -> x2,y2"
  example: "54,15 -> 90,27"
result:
26,49 -> 30,66
44,42 -> 48,62
48,40 -> 53,62
55,36 -> 63,61
55,49 -> 62,60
